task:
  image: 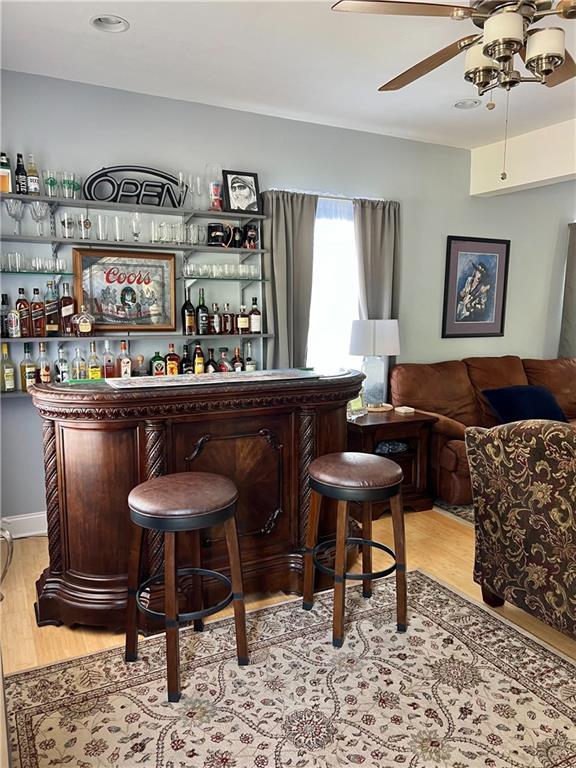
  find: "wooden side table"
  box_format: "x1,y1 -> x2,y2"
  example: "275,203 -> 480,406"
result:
347,410 -> 437,512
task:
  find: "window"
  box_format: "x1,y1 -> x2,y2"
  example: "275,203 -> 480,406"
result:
306,198 -> 359,371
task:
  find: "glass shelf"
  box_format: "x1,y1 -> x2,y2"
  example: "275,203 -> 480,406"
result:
177,276 -> 269,282
2,333 -> 273,343
1,235 -> 266,255
0,271 -> 74,276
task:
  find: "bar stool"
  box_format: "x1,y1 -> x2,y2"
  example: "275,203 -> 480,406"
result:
125,471 -> 249,702
302,452 -> 406,647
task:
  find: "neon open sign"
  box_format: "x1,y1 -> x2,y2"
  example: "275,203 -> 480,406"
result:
82,165 -> 185,208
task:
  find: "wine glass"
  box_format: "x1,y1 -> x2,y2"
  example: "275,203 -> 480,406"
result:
189,174 -> 206,210
4,199 -> 25,235
177,172 -> 188,208
29,201 -> 50,236
131,212 -> 142,242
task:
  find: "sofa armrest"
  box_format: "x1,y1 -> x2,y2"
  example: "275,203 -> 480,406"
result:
418,410 -> 466,440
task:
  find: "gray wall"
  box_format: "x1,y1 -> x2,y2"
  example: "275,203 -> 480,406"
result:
1,70 -> 574,520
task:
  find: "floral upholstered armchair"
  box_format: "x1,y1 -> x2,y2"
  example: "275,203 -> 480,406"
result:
465,420 -> 576,639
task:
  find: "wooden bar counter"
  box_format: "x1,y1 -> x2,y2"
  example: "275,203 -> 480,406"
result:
31,369 -> 363,630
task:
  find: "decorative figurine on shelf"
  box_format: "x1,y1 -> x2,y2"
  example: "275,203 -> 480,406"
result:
242,224 -> 258,249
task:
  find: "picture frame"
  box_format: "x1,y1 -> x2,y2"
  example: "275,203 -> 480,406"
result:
222,170 -> 262,214
73,249 -> 176,331
442,236 -> 510,338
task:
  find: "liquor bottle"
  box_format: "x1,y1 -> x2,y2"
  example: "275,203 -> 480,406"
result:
19,343 -> 36,392
208,302 -> 221,335
165,342 -> 180,375
31,288 -> 45,337
71,347 -> 87,380
181,286 -> 196,336
16,288 -> 31,337
221,302 -> 235,335
217,347 -> 233,372
149,351 -> 166,376
179,344 -> 194,374
204,348 -> 218,373
249,297 -> 262,333
0,342 -> 16,392
245,341 -> 257,372
102,339 -> 115,378
88,341 -> 103,380
6,309 -> 20,338
0,294 -> 9,337
15,153 -> 27,195
54,345 -> 70,383
36,341 -> 52,383
231,346 -> 245,372
59,283 -> 76,336
44,281 -> 60,337
0,152 -> 11,193
116,340 -> 132,378
133,354 -> 148,377
192,342 -> 205,374
26,154 -> 40,195
72,305 -> 95,337
196,288 -> 209,336
236,304 -> 250,335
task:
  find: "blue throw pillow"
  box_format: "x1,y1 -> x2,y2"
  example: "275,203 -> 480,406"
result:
482,385 -> 568,424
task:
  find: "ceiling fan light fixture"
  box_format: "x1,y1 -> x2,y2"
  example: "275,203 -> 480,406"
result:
525,27 -> 565,77
464,43 -> 498,88
483,12 -> 524,62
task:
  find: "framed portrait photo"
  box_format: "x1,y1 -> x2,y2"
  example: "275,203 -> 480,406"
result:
222,170 -> 262,214
442,236 -> 510,338
73,249 -> 176,331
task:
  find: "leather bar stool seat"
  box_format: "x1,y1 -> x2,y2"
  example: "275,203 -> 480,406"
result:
125,472 -> 248,703
303,452 -> 407,647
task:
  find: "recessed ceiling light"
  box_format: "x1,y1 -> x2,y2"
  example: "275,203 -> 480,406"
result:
454,98 -> 482,110
90,14 -> 130,33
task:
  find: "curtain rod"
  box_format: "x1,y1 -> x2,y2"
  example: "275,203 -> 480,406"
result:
266,188 -> 391,203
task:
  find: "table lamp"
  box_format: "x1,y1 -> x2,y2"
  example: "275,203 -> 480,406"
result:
349,319 -> 400,409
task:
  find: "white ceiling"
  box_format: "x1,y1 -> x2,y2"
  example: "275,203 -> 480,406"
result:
2,0 -> 575,148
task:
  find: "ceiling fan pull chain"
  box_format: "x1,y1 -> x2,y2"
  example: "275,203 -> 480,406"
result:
501,88 -> 511,181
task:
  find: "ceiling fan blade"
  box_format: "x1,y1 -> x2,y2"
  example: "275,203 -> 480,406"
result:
332,0 -> 474,18
378,35 -> 479,91
545,50 -> 576,86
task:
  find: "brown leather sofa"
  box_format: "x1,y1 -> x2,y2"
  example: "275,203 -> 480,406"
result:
390,355 -> 576,505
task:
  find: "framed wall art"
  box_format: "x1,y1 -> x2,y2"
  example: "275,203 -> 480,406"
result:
222,170 -> 262,214
442,236 -> 510,338
73,249 -> 176,331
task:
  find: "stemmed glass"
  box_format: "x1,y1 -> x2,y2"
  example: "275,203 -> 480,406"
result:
4,199 -> 25,235
177,172 -> 188,208
188,174 -> 205,210
29,201 -> 50,237
131,212 -> 142,242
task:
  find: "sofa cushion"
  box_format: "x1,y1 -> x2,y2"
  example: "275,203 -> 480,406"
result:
464,356 -> 528,427
390,361 -> 480,426
483,385 -> 568,424
523,357 -> 576,420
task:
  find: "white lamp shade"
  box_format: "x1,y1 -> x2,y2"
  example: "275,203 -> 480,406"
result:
483,12 -> 524,51
465,43 -> 497,71
526,27 -> 565,62
349,319 -> 400,357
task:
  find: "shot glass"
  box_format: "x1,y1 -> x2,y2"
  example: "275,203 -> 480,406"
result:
42,169 -> 59,198
113,215 -> 125,242
96,214 -> 109,241
60,212 -> 76,239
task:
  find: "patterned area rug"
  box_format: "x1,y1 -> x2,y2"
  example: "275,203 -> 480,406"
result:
6,572 -> 576,768
434,499 -> 475,525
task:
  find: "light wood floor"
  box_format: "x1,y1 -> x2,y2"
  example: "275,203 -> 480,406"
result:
1,509 -> 574,675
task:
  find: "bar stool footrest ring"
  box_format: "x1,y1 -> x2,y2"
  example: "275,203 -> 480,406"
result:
312,537 -> 397,581
135,567 -> 233,623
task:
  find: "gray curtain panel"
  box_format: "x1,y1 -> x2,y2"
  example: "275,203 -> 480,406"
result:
262,190 -> 318,368
353,199 -> 400,320
559,223 -> 576,358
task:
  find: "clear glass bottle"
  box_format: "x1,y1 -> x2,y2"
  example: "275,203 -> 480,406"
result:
236,304 -> 250,335
26,153 -> 40,195
0,151 -> 12,193
35,341 -> 52,383
244,341 -> 257,372
54,344 -> 70,383
72,305 -> 95,337
102,339 -> 115,378
217,347 -> 233,372
71,347 -> 87,380
209,302 -> 221,335
0,342 -> 16,392
88,341 -> 102,380
249,297 -> 262,333
44,281 -> 60,337
116,340 -> 132,378
19,343 -> 36,391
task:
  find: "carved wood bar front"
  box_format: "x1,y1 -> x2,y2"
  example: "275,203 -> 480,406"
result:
31,371 -> 363,630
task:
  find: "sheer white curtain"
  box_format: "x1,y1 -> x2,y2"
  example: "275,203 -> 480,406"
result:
306,198 -> 359,371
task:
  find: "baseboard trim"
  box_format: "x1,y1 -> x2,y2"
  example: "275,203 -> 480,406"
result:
2,511 -> 47,538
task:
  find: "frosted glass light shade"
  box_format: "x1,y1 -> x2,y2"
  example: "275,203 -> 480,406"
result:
483,12 -> 524,59
349,319 -> 400,356
526,27 -> 565,62
465,43 -> 497,70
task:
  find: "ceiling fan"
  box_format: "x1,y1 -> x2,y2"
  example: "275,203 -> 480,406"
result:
332,0 -> 576,94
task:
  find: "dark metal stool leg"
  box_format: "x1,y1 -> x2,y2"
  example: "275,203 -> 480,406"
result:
362,502 -> 373,599
191,530 -> 204,632
125,523 -> 144,662
224,516 -> 249,665
302,489 -> 322,610
390,487 -> 407,632
332,499 -> 349,648
164,531 -> 181,702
